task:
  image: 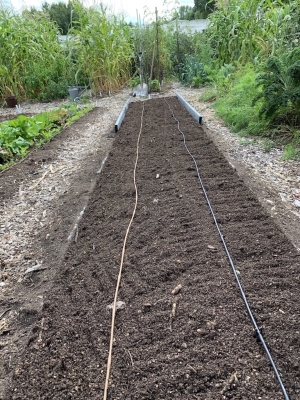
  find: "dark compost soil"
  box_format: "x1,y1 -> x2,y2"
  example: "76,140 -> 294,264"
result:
5,97 -> 300,399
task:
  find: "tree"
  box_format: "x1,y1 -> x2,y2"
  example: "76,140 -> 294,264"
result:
177,5 -> 195,20
194,0 -> 215,18
42,1 -> 77,35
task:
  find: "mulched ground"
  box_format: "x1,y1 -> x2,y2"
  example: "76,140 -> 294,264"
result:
5,97 -> 300,399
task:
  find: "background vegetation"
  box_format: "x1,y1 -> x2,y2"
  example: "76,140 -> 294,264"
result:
0,0 -> 299,157
0,0 -> 133,100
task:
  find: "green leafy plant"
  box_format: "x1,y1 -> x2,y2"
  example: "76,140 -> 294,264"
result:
214,65 -> 267,135
0,104 -> 91,168
69,3 -> 133,94
199,87 -> 217,102
0,8 -> 73,100
260,138 -> 276,152
150,79 -> 160,91
206,0 -> 296,66
130,77 -> 141,89
208,63 -> 236,93
180,55 -> 208,86
254,48 -> 300,125
282,141 -> 300,160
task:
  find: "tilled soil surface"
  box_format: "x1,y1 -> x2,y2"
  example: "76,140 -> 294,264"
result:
4,97 -> 300,399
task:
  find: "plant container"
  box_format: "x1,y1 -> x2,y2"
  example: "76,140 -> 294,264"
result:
5,96 -> 18,108
68,87 -> 79,100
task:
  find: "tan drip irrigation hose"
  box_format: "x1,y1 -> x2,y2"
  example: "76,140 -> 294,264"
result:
103,102 -> 145,400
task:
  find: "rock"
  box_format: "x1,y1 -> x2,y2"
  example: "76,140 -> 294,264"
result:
107,300 -> 125,311
171,284 -> 182,295
25,263 -> 45,274
294,200 -> 300,208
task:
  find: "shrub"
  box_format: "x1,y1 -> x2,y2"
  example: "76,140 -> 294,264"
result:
254,48 -> 300,125
214,65 -> 268,135
130,77 -> 140,89
180,55 -> 208,86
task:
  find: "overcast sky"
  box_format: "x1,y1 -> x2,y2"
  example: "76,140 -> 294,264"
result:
8,0 -> 194,22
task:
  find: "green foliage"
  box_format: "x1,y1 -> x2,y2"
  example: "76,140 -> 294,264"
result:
206,0 -> 296,66
194,0 -> 215,18
42,1 -> 77,35
199,87 -> 217,102
69,2 -> 133,94
0,105 -> 91,168
150,79 -> 160,90
174,6 -> 195,20
133,10 -> 174,85
208,63 -> 235,93
180,55 -> 208,86
0,2 -> 134,101
173,30 -> 216,86
260,138 -> 276,152
23,52 -> 76,100
254,48 -> 300,124
130,77 -> 141,89
0,8 -> 75,100
282,141 -> 300,160
214,65 -> 268,135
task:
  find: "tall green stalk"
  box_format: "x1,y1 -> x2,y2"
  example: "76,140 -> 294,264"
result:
207,0 -> 297,66
0,7 -> 71,99
69,2 -> 133,94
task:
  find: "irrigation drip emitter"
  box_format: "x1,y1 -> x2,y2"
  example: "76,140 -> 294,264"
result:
164,98 -> 291,400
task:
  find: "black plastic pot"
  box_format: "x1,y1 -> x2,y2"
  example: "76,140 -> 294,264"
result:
5,96 -> 17,108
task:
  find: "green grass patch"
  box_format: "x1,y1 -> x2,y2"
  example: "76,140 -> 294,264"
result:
282,140 -> 300,160
199,87 -> 217,102
260,138 -> 276,152
238,138 -> 257,146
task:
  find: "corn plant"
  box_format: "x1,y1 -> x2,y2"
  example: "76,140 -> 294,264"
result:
0,7 -> 74,100
69,2 -> 133,94
207,0 -> 297,66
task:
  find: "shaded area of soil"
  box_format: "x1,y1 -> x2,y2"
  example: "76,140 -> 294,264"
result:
5,98 -> 300,399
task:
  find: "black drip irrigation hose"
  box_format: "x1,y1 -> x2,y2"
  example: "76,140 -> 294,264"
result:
164,99 -> 290,400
